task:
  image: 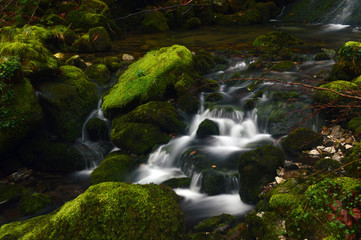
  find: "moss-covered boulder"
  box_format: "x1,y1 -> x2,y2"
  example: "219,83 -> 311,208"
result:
85,63 -> 111,84
112,101 -> 186,134
90,151 -> 134,185
196,119 -> 219,138
0,69 -> 43,154
93,56 -> 122,72
19,192 -> 52,215
281,127 -> 323,157
194,214 -> 235,232
111,122 -> 170,155
239,144 -> 285,204
88,26 -> 112,52
0,37 -> 58,76
343,142 -> 361,177
85,117 -> 109,141
38,65 -> 97,141
246,211 -> 281,239
185,17 -> 202,29
313,80 -> 358,104
49,25 -> 77,51
71,34 -> 94,53
41,14 -> 68,26
0,182 -> 185,240
338,41 -> 361,78
65,10 -> 113,30
141,11 -> 169,33
102,45 -> 193,115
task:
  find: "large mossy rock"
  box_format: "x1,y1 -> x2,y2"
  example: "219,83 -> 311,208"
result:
112,101 -> 186,134
141,11 -> 169,33
0,26 -> 58,76
238,144 -> 285,204
90,151 -> 134,185
102,45 -> 193,115
338,41 -> 361,78
38,65 -> 97,141
111,122 -> 170,155
281,127 -> 323,157
0,76 -> 43,155
0,182 -> 185,240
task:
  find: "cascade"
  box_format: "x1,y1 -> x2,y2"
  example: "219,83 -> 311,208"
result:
327,0 -> 361,25
74,99 -> 111,170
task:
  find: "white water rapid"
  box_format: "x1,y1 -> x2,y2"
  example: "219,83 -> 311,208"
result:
133,60 -> 273,220
324,0 -> 361,26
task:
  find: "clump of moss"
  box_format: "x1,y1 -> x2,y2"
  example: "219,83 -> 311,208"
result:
0,185 -> 24,203
0,182 -> 185,240
90,151 -> 134,185
71,34 -> 94,53
19,192 -> 52,215
313,80 -> 358,104
111,122 -> 170,155
102,45 -> 193,115
348,116 -> 361,133
85,64 -> 111,84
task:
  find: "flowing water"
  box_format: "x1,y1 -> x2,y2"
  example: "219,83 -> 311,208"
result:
324,0 -> 361,25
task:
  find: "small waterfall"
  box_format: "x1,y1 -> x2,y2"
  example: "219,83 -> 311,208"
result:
327,0 -> 360,25
74,99 -> 111,170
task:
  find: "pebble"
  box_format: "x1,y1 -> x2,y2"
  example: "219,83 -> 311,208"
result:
122,54 -> 135,61
345,144 -> 353,149
275,176 -> 285,184
324,146 -> 336,154
309,149 -> 320,155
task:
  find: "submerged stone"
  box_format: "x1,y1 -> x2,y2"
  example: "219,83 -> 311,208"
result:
0,182 -> 185,239
102,45 -> 193,115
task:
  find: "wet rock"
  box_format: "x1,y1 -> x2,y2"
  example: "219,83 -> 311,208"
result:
161,177 -> 191,189
85,118 -> 109,141
194,213 -> 235,233
239,144 -> 285,204
196,119 -> 219,138
65,55 -> 87,68
141,11 -> 169,33
85,63 -> 111,84
88,26 -> 112,52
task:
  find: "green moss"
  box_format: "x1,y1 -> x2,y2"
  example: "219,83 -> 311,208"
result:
239,144 -> 285,204
0,37 -> 58,76
348,116 -> 361,133
88,26 -> 112,52
71,34 -> 94,53
253,31 -> 303,48
49,25 -> 77,51
281,128 -> 323,156
342,142 -> 361,177
269,193 -> 301,210
185,17 -> 202,29
102,45 -> 193,115
80,0 -> 111,18
0,77 -> 43,154
41,14 -> 68,26
65,55 -> 87,68
0,182 -> 185,240
313,80 -> 358,104
19,193 -> 52,215
246,211 -> 281,240
315,158 -> 341,171
270,61 -> 294,71
85,64 -> 111,84
141,11 -> 169,33
38,66 -> 97,141
200,169 -> 235,195
161,177 -> 191,188
111,122 -> 170,155
0,185 -> 24,203
196,119 -> 219,138
93,56 -> 122,72
90,151 -> 134,185
337,41 -> 361,78
113,101 -> 186,134
194,214 -> 235,232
